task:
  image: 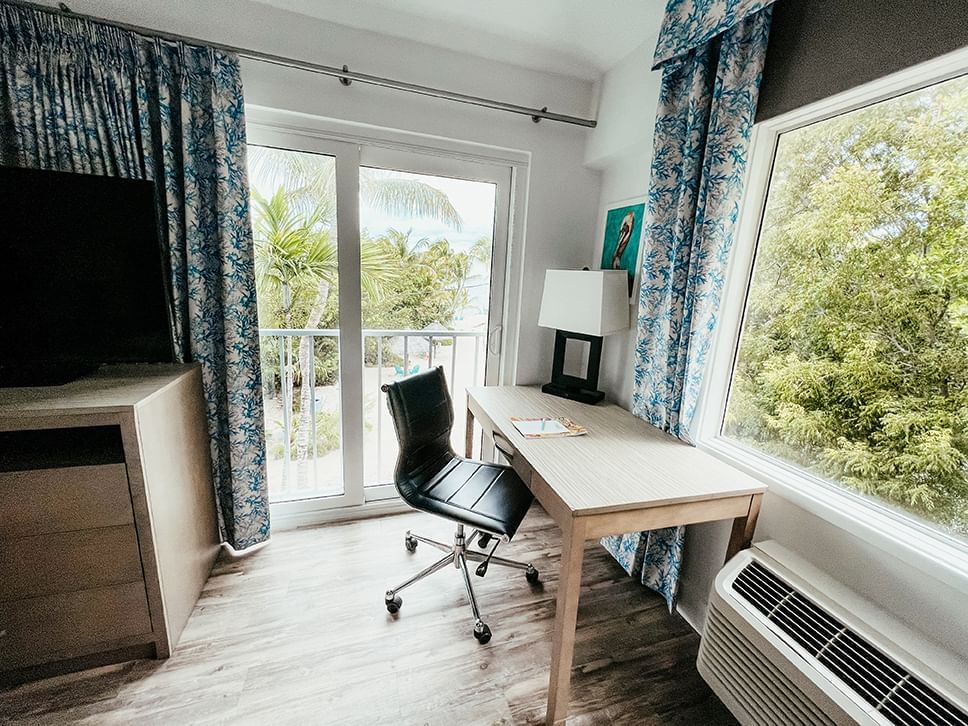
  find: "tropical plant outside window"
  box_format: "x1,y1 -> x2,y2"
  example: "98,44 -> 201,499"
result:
723,73 -> 968,544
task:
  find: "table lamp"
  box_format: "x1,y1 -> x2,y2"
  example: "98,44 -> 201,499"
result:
537,269 -> 629,404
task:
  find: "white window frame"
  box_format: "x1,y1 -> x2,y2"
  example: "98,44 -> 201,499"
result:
695,46 -> 968,596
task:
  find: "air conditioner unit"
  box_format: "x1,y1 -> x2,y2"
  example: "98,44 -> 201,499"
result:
698,541 -> 968,726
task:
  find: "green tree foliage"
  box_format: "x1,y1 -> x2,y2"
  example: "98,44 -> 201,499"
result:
360,228 -> 492,331
725,76 -> 968,540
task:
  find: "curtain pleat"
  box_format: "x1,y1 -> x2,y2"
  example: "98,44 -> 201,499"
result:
0,3 -> 269,549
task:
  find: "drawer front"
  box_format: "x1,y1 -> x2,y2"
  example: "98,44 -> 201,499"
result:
0,582 -> 152,670
491,431 -> 533,488
0,526 -> 145,602
0,426 -> 125,472
0,464 -> 133,537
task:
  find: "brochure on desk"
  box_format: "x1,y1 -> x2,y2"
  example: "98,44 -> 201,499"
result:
510,417 -> 587,439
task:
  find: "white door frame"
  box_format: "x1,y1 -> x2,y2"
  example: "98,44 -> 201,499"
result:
246,107 -> 523,526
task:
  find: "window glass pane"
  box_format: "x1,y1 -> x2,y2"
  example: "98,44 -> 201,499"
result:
723,74 -> 968,543
358,167 -> 495,486
249,146 -> 343,503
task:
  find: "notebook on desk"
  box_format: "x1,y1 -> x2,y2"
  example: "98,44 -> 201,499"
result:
510,416 -> 587,439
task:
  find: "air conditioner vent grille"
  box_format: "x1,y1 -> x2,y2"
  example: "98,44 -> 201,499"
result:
732,559 -> 967,726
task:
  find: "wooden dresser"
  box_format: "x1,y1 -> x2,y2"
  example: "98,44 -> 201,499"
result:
0,365 -> 220,683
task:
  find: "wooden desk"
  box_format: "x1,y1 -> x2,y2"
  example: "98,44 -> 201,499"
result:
465,386 -> 767,725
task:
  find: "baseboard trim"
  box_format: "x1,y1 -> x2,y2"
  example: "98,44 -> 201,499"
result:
271,498 -> 411,531
677,602 -> 704,637
0,643 -> 156,687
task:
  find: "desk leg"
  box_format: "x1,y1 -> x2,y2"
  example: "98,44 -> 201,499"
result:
725,492 -> 763,563
465,407 -> 475,458
546,517 -> 586,725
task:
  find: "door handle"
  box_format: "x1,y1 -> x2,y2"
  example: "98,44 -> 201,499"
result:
488,324 -> 503,355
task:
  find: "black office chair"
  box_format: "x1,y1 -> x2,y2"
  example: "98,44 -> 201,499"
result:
381,366 -> 538,644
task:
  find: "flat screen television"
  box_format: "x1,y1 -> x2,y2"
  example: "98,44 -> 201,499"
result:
0,166 -> 174,386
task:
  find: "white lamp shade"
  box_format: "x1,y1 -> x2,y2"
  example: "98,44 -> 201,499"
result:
538,269 -> 629,336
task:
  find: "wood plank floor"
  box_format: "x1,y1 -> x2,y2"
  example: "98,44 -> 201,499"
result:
0,505 -> 736,725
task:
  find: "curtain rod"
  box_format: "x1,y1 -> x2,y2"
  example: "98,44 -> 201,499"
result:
7,0 -> 597,129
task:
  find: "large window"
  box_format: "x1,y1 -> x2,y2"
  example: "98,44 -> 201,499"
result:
721,72 -> 968,545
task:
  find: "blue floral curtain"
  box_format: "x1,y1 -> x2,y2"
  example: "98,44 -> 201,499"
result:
0,3 -> 269,549
602,0 -> 776,610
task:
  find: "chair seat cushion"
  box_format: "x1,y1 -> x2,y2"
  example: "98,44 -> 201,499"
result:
405,456 -> 533,539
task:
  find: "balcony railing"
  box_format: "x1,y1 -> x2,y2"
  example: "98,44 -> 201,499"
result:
258,327 -> 486,502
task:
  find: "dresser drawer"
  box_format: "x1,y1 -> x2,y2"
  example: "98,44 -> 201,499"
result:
0,582 -> 152,670
0,526 -> 144,602
0,426 -> 125,472
0,464 -> 133,538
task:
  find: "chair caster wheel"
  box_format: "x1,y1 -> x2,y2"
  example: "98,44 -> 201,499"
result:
525,565 -> 539,584
473,621 -> 491,644
477,533 -> 492,549
385,592 -> 402,614
404,534 -> 418,553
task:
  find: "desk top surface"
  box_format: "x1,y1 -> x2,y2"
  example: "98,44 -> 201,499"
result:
467,385 -> 766,516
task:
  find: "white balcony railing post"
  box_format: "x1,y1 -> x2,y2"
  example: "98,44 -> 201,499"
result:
278,335 -> 291,488
473,335 -> 480,388
309,335 -> 318,488
450,335 -> 458,392
376,335 -> 383,476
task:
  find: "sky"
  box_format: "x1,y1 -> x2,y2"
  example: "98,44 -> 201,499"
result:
248,149 -> 497,251
359,167 -> 496,253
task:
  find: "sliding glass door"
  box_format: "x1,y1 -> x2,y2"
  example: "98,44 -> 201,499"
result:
247,129 -> 510,515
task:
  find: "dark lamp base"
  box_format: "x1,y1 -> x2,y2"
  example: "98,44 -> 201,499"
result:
541,382 -> 605,405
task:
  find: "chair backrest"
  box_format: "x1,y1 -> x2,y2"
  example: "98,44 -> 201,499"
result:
382,366 -> 455,499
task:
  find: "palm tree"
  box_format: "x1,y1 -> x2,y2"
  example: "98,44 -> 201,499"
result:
253,188 -> 396,490
416,236 -> 493,323
254,188 -> 335,330
250,147 -> 464,491
249,147 -> 463,229
376,227 -> 431,261
470,235 -> 492,266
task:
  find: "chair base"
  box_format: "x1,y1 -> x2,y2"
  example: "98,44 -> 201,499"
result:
384,524 -> 538,644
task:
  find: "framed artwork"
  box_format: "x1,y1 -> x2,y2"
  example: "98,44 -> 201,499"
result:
598,197 -> 646,299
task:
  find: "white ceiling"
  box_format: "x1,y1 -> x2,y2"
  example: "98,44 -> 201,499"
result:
249,0 -> 663,81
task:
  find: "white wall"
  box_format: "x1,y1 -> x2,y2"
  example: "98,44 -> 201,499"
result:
43,0 -> 602,386
584,33 -> 968,661
584,39 -> 661,408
